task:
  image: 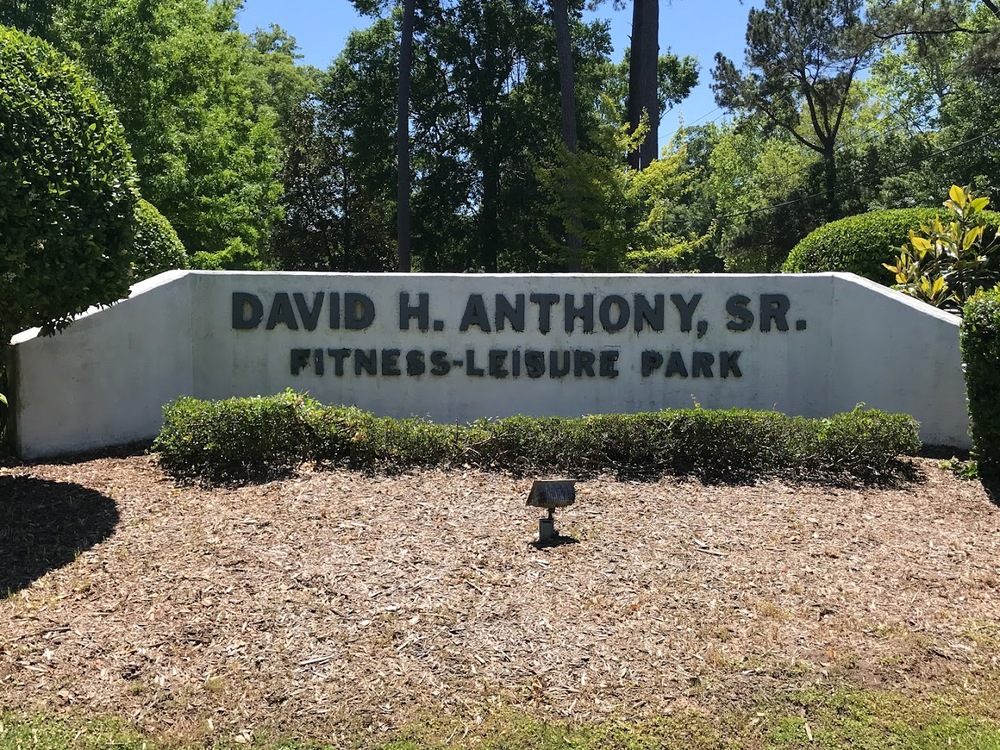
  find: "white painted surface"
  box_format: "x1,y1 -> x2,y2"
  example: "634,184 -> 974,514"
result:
7,271 -> 970,458
9,271 -> 194,458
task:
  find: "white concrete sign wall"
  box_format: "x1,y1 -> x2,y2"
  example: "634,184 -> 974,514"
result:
7,271 -> 970,459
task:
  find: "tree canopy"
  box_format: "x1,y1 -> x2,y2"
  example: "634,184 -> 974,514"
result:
2,0 -> 1000,281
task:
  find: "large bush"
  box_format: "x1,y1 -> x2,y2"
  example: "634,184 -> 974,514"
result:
154,392 -> 921,485
132,199 -> 186,281
0,25 -> 137,346
783,208 -> 1000,284
960,289 -> 1000,478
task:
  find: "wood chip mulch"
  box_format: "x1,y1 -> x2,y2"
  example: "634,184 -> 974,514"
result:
1,455 -> 999,744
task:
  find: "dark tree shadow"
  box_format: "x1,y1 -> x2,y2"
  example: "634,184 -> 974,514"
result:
980,477 -> 1000,508
0,476 -> 119,595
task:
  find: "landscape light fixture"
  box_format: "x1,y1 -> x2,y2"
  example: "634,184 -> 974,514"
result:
526,479 -> 577,543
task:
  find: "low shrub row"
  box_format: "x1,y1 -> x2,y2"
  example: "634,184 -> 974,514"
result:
153,392 -> 921,485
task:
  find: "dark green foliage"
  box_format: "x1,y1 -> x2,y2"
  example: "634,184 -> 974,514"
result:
0,0 -> 57,41
474,415 -> 596,475
960,289 -> 1000,478
131,199 -> 186,281
357,418 -> 464,472
304,403 -> 377,466
0,26 -> 137,347
657,409 -> 798,482
155,393 -> 921,485
153,391 -> 316,482
266,101 -> 395,272
783,208 -> 1000,283
798,409 -> 924,483
300,2 -> 703,274
0,366 -> 6,450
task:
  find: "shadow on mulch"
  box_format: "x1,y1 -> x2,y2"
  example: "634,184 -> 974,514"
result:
920,444 -> 971,461
0,476 -> 119,596
920,446 -> 1000,508
979,477 -> 1000,508
529,534 -> 580,550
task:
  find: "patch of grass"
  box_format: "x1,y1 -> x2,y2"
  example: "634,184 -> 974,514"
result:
760,687 -> 1000,750
387,685 -> 1000,750
3,686 -> 1000,749
203,676 -> 227,695
961,622 -> 1000,651
755,597 -> 791,620
0,713 -> 148,749
381,710 -> 730,750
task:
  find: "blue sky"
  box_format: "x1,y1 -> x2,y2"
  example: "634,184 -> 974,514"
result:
235,0 -> 757,143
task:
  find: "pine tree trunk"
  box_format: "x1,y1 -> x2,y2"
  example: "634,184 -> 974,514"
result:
396,0 -> 416,272
480,122 -> 501,273
627,0 -> 659,171
554,0 -> 578,154
553,0 -> 583,269
824,144 -> 839,221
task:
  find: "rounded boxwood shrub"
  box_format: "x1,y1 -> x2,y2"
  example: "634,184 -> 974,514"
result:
131,199 -> 186,281
0,26 -> 138,347
960,289 -> 1000,478
783,208 -> 1000,284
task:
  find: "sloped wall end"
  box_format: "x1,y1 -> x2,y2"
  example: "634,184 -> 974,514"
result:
10,271 -> 195,459
829,274 -> 969,448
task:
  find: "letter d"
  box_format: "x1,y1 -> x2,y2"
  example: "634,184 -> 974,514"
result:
232,292 -> 263,329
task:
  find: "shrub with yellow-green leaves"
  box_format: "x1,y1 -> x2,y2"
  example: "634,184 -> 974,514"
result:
884,186 -> 1000,312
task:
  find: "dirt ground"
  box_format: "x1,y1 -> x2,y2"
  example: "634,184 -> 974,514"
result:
1,453 -> 999,745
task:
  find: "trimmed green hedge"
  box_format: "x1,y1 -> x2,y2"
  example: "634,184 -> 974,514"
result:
783,208 -> 1000,284
153,392 -> 921,485
961,289 -> 1000,478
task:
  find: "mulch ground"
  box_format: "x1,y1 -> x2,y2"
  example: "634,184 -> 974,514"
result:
1,454 -> 999,745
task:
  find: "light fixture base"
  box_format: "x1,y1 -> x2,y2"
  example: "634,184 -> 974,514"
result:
538,514 -> 557,543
